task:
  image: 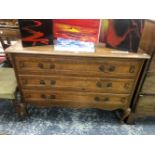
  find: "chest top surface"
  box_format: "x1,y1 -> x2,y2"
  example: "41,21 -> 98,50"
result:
5,41 -> 150,59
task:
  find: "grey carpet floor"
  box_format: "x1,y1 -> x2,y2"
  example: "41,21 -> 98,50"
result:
0,100 -> 155,135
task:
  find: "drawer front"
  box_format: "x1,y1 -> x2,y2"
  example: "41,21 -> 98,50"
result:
19,75 -> 134,94
14,55 -> 142,78
22,90 -> 130,110
141,73 -> 155,94
136,95 -> 155,116
148,54 -> 155,72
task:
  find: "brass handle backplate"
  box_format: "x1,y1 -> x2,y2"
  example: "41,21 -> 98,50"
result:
99,65 -> 116,72
38,63 -> 55,69
41,94 -> 56,99
38,63 -> 44,69
49,64 -> 55,69
108,65 -> 115,72
51,80 -> 56,85
99,65 -> 104,72
96,81 -> 112,88
94,96 -> 109,102
40,80 -> 46,85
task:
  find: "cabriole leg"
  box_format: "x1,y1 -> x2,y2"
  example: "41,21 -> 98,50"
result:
120,108 -> 131,123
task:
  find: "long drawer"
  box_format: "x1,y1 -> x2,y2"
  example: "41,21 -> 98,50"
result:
22,90 -> 130,110
14,54 -> 142,78
141,73 -> 155,94
18,75 -> 135,94
136,95 -> 155,116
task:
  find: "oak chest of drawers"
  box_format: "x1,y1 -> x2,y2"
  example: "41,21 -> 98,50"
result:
6,41 -> 149,121
127,20 -> 155,123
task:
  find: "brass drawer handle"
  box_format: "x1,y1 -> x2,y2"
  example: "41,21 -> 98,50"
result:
38,63 -> 55,69
38,63 -> 44,69
51,80 -> 56,85
49,64 -> 55,69
99,65 -> 104,72
96,81 -> 102,88
94,96 -> 109,102
99,65 -> 116,72
40,80 -> 56,85
94,96 -> 100,101
107,83 -> 112,87
40,80 -> 46,85
41,94 -> 56,99
96,81 -> 112,88
108,65 -> 115,72
103,97 -> 109,102
129,65 -> 135,73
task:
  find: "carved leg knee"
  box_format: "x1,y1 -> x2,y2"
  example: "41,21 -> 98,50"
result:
120,108 -> 131,123
126,113 -> 135,124
15,103 -> 28,119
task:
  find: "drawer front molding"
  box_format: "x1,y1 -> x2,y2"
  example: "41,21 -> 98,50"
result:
18,75 -> 135,94
14,55 -> 142,78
